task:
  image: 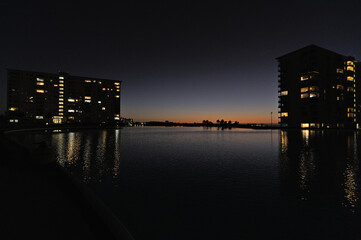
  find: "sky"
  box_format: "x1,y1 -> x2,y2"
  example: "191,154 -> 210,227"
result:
0,0 -> 360,123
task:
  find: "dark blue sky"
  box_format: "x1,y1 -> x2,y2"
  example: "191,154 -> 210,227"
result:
1,0 -> 360,123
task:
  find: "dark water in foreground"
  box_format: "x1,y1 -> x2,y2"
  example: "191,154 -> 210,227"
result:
10,127 -> 361,239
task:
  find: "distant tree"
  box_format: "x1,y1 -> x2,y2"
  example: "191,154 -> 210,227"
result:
234,121 -> 239,125
216,119 -> 220,125
228,120 -> 232,125
220,119 -> 225,125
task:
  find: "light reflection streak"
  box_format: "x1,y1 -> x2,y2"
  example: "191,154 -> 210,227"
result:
66,132 -> 82,166
82,137 -> 92,182
96,131 -> 107,179
113,129 -> 121,180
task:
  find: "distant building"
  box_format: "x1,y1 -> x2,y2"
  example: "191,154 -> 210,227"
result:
277,45 -> 360,129
7,69 -> 121,125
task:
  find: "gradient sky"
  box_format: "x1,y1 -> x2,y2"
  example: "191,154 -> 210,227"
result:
1,0 -> 361,123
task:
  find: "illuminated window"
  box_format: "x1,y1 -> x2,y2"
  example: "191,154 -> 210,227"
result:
59,102 -> 63,105
347,66 -> 354,71
309,93 -> 319,98
114,82 -> 120,85
102,107 -> 106,110
115,95 -> 120,98
347,61 -> 354,66
98,101 -> 101,104
280,112 -> 288,117
59,76 -> 64,79
59,91 -> 64,94
98,81 -> 102,84
114,117 -> 120,120
347,76 -> 354,81
59,105 -> 63,108
115,114 -> 120,117
36,78 -> 44,82
116,89 -> 120,92
300,76 -> 309,81
68,116 -> 74,120
68,99 -> 75,102
59,84 -> 64,87
85,99 -> 91,103
84,80 -> 92,83
54,84 -> 58,87
84,96 -> 91,100
337,96 -> 340,101
102,88 -> 106,91
59,109 -> 63,112
9,107 -> 18,111
347,87 -> 354,92
36,89 -> 44,93
280,91 -> 288,96
68,109 -> 75,113
336,85 -> 344,90
37,82 -> 44,86
59,98 -> 63,101
59,88 -> 64,90
348,113 -> 355,118
59,80 -> 64,83
59,95 -> 63,97
309,86 -> 319,92
336,68 -> 343,73
59,113 -> 63,116
300,87 -> 308,93
35,116 -> 44,119
301,123 -> 309,128
301,93 -> 309,99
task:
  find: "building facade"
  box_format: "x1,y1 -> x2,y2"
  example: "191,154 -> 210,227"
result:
277,45 -> 360,129
7,69 -> 121,125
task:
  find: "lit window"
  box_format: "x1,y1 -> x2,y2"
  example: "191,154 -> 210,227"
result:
59,95 -> 63,97
84,96 -> 91,100
347,61 -> 354,66
309,86 -> 319,92
115,114 -> 120,117
114,117 -> 120,120
54,84 -> 58,87
59,77 -> 64,79
301,123 -> 309,128
348,113 -> 355,118
280,112 -> 288,117
59,91 -> 64,94
300,76 -> 309,81
336,85 -> 344,90
36,78 -> 44,82
347,66 -> 354,71
59,109 -> 63,112
35,116 -> 44,119
9,107 -> 18,111
300,87 -> 308,93
116,89 -> 120,92
98,81 -> 102,84
59,84 -> 64,87
68,99 -> 75,102
347,76 -> 354,81
85,99 -> 91,103
309,93 -> 319,98
36,89 -> 44,93
102,107 -> 106,110
98,101 -> 101,104
59,88 -> 64,90
280,90 -> 288,96
301,93 -> 309,99
59,113 -> 63,115
347,87 -> 354,92
68,116 -> 75,120
336,68 -> 343,73
59,105 -> 63,108
337,96 -> 340,101
59,80 -> 64,83
115,86 -> 120,89
59,98 -> 63,101
85,80 -> 92,83
348,108 -> 355,112
68,109 -> 75,113
37,82 -> 44,86
102,88 -> 106,91
115,95 -> 120,98
114,82 -> 120,85
59,102 -> 63,105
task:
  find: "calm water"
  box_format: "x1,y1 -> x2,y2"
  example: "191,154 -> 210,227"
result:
10,127 -> 361,239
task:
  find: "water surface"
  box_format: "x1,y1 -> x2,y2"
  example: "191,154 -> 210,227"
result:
10,127 -> 361,239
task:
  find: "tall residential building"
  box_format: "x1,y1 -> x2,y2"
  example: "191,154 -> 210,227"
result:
7,69 -> 121,125
277,45 -> 360,129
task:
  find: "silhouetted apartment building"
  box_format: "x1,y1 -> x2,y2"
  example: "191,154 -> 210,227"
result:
277,45 -> 360,129
7,69 -> 121,125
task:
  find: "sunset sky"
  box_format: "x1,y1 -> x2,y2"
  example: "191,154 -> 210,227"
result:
1,1 -> 360,123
